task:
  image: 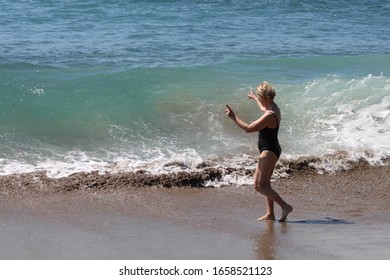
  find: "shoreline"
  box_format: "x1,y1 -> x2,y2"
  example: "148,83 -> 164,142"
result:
1,156 -> 388,192
1,162 -> 389,259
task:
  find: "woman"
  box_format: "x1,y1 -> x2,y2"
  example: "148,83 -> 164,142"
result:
225,81 -> 293,222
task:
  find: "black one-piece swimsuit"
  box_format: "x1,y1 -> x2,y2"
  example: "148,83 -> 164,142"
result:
257,112 -> 281,159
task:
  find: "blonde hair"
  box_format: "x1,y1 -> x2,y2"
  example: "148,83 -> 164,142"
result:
256,81 -> 276,99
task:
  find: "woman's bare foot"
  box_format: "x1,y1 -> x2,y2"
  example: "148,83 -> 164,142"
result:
279,204 -> 293,222
257,214 -> 275,221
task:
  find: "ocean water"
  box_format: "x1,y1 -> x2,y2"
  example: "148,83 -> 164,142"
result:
1,0 -> 389,183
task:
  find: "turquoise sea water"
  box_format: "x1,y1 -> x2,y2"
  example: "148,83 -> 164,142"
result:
1,0 -> 389,181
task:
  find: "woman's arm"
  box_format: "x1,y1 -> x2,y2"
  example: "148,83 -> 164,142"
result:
225,105 -> 269,133
248,90 -> 266,112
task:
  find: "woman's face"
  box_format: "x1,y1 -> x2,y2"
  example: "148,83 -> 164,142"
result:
258,92 -> 266,102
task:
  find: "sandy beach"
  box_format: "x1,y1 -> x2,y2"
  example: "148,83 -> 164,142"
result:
1,161 -> 389,260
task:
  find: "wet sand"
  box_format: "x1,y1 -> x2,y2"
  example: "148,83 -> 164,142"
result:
0,162 -> 389,259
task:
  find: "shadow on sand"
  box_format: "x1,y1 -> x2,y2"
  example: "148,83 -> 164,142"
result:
287,217 -> 353,225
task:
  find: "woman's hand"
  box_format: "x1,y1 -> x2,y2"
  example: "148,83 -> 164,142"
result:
248,89 -> 266,112
248,90 -> 258,101
225,105 -> 236,120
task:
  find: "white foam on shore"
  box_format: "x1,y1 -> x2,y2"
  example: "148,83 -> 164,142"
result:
0,147 -> 388,191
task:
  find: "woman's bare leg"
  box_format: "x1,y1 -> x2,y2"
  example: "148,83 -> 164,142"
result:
257,164 -> 275,221
254,151 -> 293,222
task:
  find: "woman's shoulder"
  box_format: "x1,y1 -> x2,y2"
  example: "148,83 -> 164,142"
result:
264,110 -> 280,125
264,110 -> 277,117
